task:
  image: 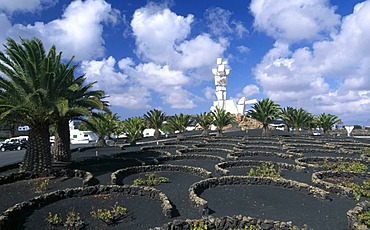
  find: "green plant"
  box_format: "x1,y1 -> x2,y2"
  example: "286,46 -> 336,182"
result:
91,202 -> 127,225
228,225 -> 260,230
45,212 -> 62,226
361,148 -> 370,155
33,178 -> 49,193
133,173 -> 171,186
339,179 -> 370,201
65,209 -> 85,229
247,163 -> 281,178
191,219 -> 207,230
322,159 -> 368,172
358,210 -> 370,227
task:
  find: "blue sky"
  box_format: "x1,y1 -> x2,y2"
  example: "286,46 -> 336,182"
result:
0,0 -> 369,125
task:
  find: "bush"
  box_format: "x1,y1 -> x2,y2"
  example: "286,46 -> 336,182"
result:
133,173 -> 171,186
91,202 -> 127,225
247,163 -> 281,178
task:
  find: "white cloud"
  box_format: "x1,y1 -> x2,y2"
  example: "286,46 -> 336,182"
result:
131,5 -> 193,64
0,0 -> 57,14
205,7 -> 248,38
250,0 -> 340,43
203,86 -> 215,100
108,87 -> 151,110
80,56 -> 128,93
237,45 -> 249,54
252,1 -> 370,121
239,84 -> 260,98
0,13 -> 11,45
161,86 -> 196,109
4,0 -> 120,60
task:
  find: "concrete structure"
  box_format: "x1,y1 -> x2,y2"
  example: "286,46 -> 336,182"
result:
210,58 -> 256,115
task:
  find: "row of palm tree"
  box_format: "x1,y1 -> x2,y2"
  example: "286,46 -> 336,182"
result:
248,98 -> 340,136
0,38 -> 107,173
79,99 -> 340,147
82,108 -> 235,146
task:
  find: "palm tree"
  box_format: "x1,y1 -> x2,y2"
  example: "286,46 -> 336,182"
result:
280,106 -> 294,132
167,113 -> 191,140
248,98 -> 280,137
211,108 -> 235,137
144,109 -> 166,139
281,107 -> 312,135
79,111 -> 120,147
195,112 -> 213,137
122,117 -> 145,145
51,71 -> 107,162
316,113 -> 340,135
0,38 -> 75,173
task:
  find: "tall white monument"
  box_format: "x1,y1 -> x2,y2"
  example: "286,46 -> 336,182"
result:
210,58 -> 250,115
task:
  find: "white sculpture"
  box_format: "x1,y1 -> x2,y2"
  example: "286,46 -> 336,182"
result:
210,58 -> 246,115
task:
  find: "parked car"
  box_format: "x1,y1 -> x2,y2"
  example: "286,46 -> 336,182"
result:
0,139 -> 27,151
312,130 -> 321,136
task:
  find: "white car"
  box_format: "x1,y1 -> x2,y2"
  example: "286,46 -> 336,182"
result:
312,130 -> 321,136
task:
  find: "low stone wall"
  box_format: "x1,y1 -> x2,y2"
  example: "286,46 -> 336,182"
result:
73,155 -> 143,167
188,176 -> 331,214
151,215 -> 307,230
176,147 -> 235,156
0,185 -> 174,229
141,144 -> 188,151
237,145 -> 283,153
111,164 -> 212,185
312,171 -> 370,198
192,142 -> 239,149
0,169 -> 96,186
157,154 -> 225,164
347,200 -> 370,230
163,140 -> 204,146
215,160 -> 306,175
295,156 -> 369,170
232,150 -> 296,159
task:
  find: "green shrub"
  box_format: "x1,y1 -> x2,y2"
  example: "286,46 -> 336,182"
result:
33,178 -> 49,193
361,148 -> 370,155
46,209 -> 85,229
340,179 -> 370,201
65,209 -> 85,229
191,220 -> 207,230
322,159 -> 367,172
91,202 -> 127,225
247,163 -> 281,178
45,212 -> 62,226
133,173 -> 171,186
358,210 -> 370,227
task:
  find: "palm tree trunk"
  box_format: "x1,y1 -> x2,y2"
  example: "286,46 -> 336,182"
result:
176,132 -> 185,140
20,122 -> 51,174
201,129 -> 209,137
95,137 -> 106,147
52,120 -> 71,162
154,128 -> 160,139
216,129 -> 223,137
262,125 -> 269,137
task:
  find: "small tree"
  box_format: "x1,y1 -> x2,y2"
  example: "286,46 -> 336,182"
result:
248,98 -> 280,137
211,108 -> 235,137
122,117 -> 145,145
144,109 -> 166,139
79,112 -> 120,147
195,112 -> 213,137
167,113 -> 191,140
316,113 -> 340,135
